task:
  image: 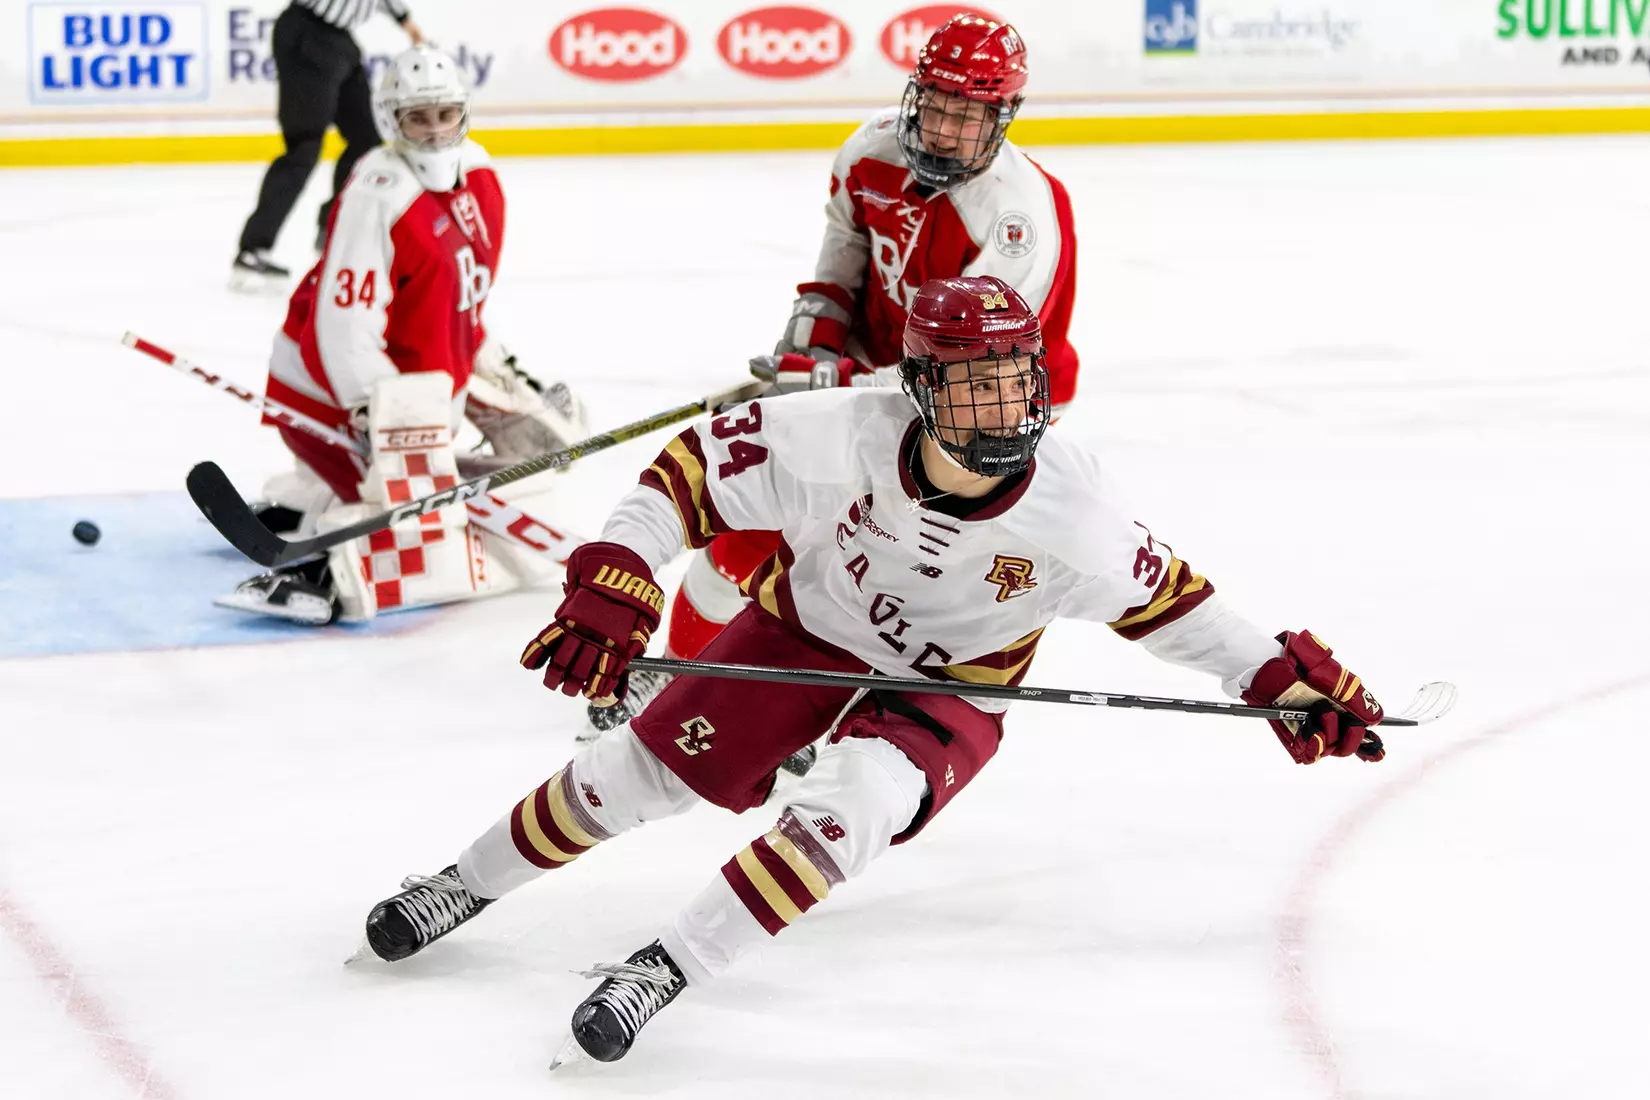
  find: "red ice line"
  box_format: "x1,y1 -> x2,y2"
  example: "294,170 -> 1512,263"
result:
1275,672 -> 1650,1099
0,889 -> 178,1100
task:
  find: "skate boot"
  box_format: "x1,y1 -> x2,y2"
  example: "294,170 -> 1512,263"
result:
556,940 -> 687,1065
581,668 -> 673,742
779,741 -> 818,778
214,557 -> 338,626
229,249 -> 290,292
362,865 -> 492,962
253,503 -> 304,534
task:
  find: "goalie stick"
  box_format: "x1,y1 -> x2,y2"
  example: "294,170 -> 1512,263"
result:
629,656 -> 1459,728
122,332 -> 589,563
186,378 -> 769,567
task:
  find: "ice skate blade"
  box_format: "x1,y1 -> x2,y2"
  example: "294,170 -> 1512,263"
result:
228,270 -> 287,296
212,591 -> 336,626
549,1033 -> 589,1071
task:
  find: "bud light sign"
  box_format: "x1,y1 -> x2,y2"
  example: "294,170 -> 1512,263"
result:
1144,0 -> 1197,55
29,3 -> 208,103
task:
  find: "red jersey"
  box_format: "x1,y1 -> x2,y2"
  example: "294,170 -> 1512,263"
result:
807,108 -> 1079,413
267,141 -> 505,438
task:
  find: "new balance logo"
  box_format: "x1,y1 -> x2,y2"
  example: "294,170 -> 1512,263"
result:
812,815 -> 846,842
944,763 -> 956,788
582,782 -> 603,808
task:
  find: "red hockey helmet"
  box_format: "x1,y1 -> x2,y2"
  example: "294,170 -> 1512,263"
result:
898,16 -> 1029,189
900,276 -> 1050,477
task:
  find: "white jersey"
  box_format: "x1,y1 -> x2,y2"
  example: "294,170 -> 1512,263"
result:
604,389 -> 1280,710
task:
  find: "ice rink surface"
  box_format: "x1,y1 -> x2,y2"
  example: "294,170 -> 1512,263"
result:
1,135 -> 1647,1099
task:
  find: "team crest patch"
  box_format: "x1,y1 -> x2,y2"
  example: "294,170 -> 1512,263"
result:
675,716 -> 715,756
992,211 -> 1036,257
985,554 -> 1037,601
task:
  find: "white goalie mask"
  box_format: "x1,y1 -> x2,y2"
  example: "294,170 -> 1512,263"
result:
372,46 -> 471,192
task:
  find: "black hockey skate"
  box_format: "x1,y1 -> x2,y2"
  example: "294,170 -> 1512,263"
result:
361,865 -> 492,962
214,557 -> 339,626
779,741 -> 819,778
229,249 -> 291,292
581,668 -> 674,741
253,503 -> 304,534
554,941 -> 687,1066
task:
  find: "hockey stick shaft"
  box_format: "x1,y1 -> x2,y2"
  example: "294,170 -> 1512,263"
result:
187,378 -> 768,566
124,332 -> 587,562
122,332 -> 364,455
629,656 -> 1436,727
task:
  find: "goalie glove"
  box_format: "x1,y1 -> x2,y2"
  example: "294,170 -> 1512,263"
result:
748,352 -> 874,396
1242,630 -> 1386,764
465,340 -> 590,464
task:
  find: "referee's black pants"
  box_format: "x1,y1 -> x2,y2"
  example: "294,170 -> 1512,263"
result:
238,4 -> 381,253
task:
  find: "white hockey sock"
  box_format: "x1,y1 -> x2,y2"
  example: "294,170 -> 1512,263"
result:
457,725 -> 700,898
664,738 -> 926,983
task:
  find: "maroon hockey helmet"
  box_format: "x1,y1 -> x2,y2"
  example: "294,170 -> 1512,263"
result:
900,275 -> 1050,477
898,16 -> 1029,189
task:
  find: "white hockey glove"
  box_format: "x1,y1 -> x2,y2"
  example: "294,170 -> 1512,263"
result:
775,281 -> 853,362
465,340 -> 589,464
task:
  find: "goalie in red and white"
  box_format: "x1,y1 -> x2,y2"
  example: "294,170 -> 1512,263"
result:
356,275 -> 1388,1066
614,14 -> 1081,735
219,45 -> 588,626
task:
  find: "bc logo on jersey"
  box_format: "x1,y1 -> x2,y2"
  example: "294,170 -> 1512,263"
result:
985,554 -> 1038,601
676,715 -> 716,756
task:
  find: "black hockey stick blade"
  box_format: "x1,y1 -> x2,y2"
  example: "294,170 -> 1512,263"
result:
630,657 -> 1456,728
187,379 -> 767,568
187,460 -> 299,567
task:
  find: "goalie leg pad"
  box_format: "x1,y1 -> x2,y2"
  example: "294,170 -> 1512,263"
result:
323,373 -> 482,620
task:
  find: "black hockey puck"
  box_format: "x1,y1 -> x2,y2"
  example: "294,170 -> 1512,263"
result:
72,520 -> 101,546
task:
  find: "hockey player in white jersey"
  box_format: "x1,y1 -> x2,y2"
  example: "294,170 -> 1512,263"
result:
357,275 -> 1388,1064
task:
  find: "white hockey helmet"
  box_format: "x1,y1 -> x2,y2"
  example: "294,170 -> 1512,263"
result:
373,46 -> 471,191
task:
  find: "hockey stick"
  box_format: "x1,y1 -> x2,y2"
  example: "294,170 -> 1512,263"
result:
629,656 -> 1458,728
122,332 -> 590,563
186,378 -> 768,567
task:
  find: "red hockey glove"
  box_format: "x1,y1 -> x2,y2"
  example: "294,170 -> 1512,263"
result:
520,543 -> 664,701
775,281 -> 854,360
1242,630 -> 1386,764
748,352 -> 873,396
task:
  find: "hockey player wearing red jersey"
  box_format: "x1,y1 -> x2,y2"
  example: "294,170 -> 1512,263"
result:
219,46 -> 587,626
358,276 -> 1386,1066
594,14 -> 1081,741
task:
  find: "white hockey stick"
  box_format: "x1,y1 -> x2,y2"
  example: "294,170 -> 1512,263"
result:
122,332 -> 589,562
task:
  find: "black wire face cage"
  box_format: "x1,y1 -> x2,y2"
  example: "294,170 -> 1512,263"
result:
900,347 -> 1051,477
896,80 -> 1020,189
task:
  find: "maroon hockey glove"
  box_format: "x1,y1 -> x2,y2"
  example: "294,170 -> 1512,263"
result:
1242,630 -> 1386,764
520,543 -> 664,702
748,352 -> 873,395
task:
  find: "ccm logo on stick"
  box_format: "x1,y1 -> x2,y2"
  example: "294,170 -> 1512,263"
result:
718,6 -> 851,77
549,7 -> 688,80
